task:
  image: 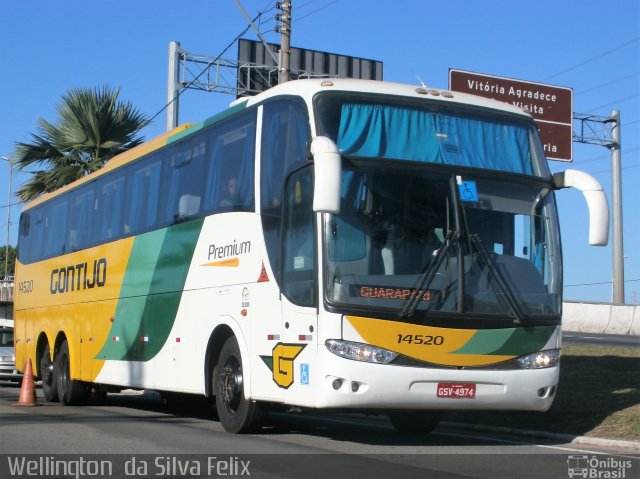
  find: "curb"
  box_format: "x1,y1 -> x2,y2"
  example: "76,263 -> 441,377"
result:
443,422 -> 640,452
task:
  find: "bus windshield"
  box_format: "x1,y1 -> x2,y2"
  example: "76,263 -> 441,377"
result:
316,96 -> 550,177
324,165 -> 562,322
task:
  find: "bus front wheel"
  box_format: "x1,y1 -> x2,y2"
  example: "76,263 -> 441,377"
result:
40,343 -> 58,402
214,336 -> 263,433
55,340 -> 88,405
388,411 -> 442,434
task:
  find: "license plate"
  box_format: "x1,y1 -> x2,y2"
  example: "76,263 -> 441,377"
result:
437,383 -> 476,399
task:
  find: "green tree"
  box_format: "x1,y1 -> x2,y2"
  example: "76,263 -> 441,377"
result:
12,85 -> 150,201
0,245 -> 16,278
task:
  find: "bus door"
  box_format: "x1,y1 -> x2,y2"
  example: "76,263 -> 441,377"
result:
278,168 -> 318,403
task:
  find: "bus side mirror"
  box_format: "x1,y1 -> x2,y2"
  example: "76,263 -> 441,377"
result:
310,136 -> 341,214
553,169 -> 609,246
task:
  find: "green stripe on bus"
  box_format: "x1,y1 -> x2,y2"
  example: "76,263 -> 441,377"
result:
202,101 -> 247,128
167,101 -> 248,145
96,229 -> 167,360
451,326 -> 555,356
167,121 -> 206,144
488,326 -> 556,356
96,218 -> 204,361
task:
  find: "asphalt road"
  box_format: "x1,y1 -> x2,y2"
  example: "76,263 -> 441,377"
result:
0,382 -> 637,479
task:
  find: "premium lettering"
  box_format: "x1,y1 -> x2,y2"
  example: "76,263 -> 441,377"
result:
208,239 -> 251,261
50,258 -> 107,294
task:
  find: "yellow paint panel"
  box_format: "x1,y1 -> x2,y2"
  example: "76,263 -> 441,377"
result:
345,315 -> 512,367
15,237 -> 135,310
15,237 -> 135,381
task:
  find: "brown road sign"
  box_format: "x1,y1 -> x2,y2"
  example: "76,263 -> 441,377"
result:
449,69 -> 573,161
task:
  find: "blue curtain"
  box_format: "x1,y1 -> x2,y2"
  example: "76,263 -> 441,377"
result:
336,103 -> 532,175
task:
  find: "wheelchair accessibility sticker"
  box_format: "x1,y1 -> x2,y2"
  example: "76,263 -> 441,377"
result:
300,364 -> 310,385
457,179 -> 478,202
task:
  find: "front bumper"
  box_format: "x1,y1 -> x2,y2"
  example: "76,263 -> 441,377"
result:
312,347 -> 558,412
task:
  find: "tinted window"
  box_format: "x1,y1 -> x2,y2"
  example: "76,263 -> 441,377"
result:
260,100 -> 310,284
203,111 -> 256,213
68,185 -> 95,251
43,200 -> 69,257
125,156 -> 162,234
95,173 -> 125,241
282,167 -> 316,306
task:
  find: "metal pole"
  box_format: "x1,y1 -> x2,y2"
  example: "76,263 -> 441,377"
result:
610,110 -> 624,304
6,161 -> 11,279
279,0 -> 291,84
167,41 -> 181,131
1,157 -> 11,279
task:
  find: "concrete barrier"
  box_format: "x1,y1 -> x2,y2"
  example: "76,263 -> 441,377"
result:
563,301 -> 640,335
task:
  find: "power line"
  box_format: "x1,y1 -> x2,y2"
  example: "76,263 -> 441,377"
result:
575,70 -> 640,95
295,0 -> 339,23
574,146 -> 640,166
584,92 -> 640,113
585,163 -> 640,176
565,278 -> 640,287
542,36 -> 640,82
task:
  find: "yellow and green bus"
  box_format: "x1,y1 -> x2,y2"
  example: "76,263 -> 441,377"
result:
15,79 -> 608,433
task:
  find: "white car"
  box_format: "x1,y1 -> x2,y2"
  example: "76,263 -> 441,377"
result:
0,327 -> 21,382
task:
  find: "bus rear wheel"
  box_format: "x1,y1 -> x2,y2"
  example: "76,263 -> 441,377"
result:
214,336 -> 263,433
40,343 -> 58,402
388,411 -> 442,434
55,340 -> 88,405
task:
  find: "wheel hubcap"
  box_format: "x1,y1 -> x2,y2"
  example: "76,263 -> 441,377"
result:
220,356 -> 242,413
41,359 -> 53,385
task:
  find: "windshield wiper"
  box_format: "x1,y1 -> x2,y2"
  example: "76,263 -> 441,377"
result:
468,234 -> 527,324
400,231 -> 456,319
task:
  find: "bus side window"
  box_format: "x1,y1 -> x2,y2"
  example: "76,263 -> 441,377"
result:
68,185 -> 95,251
125,156 -> 162,233
260,99 -> 311,285
95,174 -> 125,241
282,168 -> 316,306
203,111 -> 256,214
43,200 -> 69,257
164,137 -> 206,223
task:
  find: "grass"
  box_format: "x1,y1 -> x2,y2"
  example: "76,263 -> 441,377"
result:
444,344 -> 640,441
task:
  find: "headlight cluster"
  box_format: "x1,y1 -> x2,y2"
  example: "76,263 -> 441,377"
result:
326,339 -> 398,364
516,349 -> 560,369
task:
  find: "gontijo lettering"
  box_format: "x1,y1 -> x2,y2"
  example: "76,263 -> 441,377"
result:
50,258 -> 107,294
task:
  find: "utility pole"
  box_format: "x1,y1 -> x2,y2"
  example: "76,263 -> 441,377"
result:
1,156 -> 11,279
610,110 -> 624,304
167,41 -> 181,131
573,111 -> 625,304
278,1 -> 291,84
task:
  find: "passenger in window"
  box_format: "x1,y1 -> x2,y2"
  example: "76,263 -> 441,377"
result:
219,177 -> 240,209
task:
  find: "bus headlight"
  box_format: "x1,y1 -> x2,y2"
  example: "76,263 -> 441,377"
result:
516,349 -> 560,369
326,339 -> 398,364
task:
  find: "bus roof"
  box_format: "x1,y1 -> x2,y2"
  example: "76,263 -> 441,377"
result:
22,79 -> 533,211
243,78 -> 533,119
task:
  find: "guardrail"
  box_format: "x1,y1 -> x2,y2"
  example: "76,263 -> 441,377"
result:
562,301 -> 640,335
0,286 -> 637,335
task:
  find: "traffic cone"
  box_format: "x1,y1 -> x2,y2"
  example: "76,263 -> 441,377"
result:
15,358 -> 39,407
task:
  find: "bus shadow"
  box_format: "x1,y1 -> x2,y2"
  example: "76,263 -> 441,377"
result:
443,353 -> 640,440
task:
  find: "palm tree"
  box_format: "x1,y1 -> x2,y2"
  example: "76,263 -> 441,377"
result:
13,85 -> 150,201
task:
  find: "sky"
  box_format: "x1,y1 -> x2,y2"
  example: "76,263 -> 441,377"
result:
1,0 -> 639,304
